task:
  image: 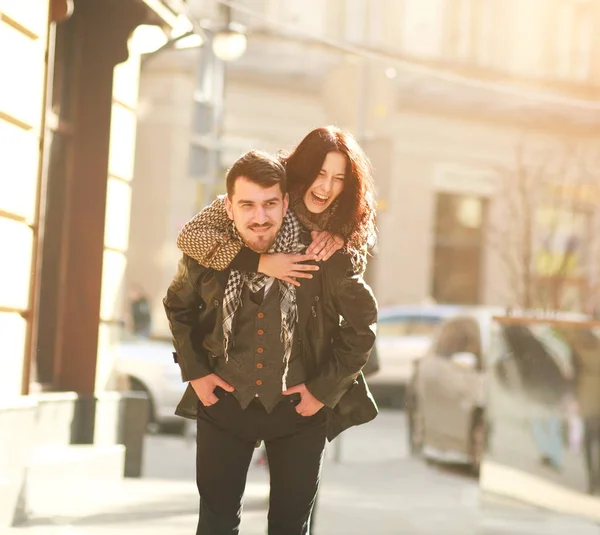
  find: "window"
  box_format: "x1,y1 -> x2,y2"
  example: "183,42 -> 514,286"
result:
435,319 -> 469,357
35,17 -> 77,387
528,324 -> 575,379
501,323 -> 574,402
443,0 -> 496,67
377,314 -> 444,337
367,0 -> 384,48
344,0 -> 368,43
282,0 -> 327,37
472,0 -> 494,65
533,204 -> 591,311
193,101 -> 213,136
189,144 -> 211,177
432,193 -> 487,305
400,0 -> 446,58
51,17 -> 77,122
435,317 -> 481,361
444,0 -> 472,61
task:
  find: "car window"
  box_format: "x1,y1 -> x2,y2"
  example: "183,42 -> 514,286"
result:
377,314 -> 443,337
528,324 -> 574,379
434,319 -> 467,357
434,318 -> 481,361
501,324 -> 572,400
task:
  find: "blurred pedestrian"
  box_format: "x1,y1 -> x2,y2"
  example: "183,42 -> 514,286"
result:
129,284 -> 152,337
164,150 -> 378,535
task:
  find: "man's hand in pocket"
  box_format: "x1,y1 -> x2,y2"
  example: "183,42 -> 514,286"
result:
190,374 -> 234,406
282,383 -> 324,416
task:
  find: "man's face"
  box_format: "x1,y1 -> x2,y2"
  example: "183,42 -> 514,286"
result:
225,177 -> 289,253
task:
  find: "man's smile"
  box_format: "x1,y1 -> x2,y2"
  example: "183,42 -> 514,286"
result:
249,224 -> 273,235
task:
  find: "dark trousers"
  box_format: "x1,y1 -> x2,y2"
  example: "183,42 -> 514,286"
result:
195,389 -> 327,535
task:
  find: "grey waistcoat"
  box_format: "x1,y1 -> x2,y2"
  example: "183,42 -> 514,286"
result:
212,281 -> 306,412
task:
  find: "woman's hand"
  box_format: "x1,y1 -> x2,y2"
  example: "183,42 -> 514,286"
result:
258,253 -> 320,287
306,231 -> 345,261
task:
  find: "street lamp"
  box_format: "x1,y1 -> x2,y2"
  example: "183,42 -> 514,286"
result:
138,6 -> 247,209
212,22 -> 247,62
139,21 -> 247,65
173,31 -> 205,50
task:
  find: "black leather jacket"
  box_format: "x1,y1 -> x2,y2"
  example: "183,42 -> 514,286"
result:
163,252 -> 378,441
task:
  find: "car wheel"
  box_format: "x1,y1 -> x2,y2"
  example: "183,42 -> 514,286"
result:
129,378 -> 157,434
408,398 -> 424,456
469,412 -> 485,476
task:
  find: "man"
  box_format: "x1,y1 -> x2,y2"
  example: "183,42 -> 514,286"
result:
164,150 -> 378,535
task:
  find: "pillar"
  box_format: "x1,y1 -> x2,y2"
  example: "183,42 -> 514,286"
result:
53,0 -> 147,398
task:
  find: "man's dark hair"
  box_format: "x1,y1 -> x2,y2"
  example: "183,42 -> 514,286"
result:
226,150 -> 287,198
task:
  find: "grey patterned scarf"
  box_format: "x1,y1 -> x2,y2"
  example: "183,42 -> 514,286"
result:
222,210 -> 305,390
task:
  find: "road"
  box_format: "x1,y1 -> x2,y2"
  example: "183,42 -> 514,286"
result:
5,409 -> 600,534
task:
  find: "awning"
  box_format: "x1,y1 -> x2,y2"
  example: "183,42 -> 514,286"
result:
50,0 -> 73,22
138,0 -> 192,29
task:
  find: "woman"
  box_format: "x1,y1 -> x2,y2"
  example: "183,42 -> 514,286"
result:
176,125 -> 376,283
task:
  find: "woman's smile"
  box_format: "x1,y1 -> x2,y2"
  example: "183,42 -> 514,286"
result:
303,151 -> 346,214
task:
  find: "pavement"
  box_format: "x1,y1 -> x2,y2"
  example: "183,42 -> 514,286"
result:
4,410 -> 600,535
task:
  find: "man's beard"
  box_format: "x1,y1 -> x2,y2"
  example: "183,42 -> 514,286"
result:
241,223 -> 278,253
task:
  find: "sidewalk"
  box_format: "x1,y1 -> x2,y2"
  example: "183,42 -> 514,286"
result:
4,410 -> 600,535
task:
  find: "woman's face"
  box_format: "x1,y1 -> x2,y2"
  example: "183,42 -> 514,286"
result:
303,151 -> 347,214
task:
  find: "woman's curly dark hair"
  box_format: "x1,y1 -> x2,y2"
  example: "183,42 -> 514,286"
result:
281,126 -> 377,251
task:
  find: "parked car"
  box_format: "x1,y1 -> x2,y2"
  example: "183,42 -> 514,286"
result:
406,307 -> 499,473
405,307 -> 587,474
114,335 -> 186,433
368,304 -> 462,406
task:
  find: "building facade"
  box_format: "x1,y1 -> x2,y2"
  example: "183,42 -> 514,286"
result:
129,0 -> 600,339
222,0 -> 600,311
1,0 -> 192,399
0,0 -> 192,526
